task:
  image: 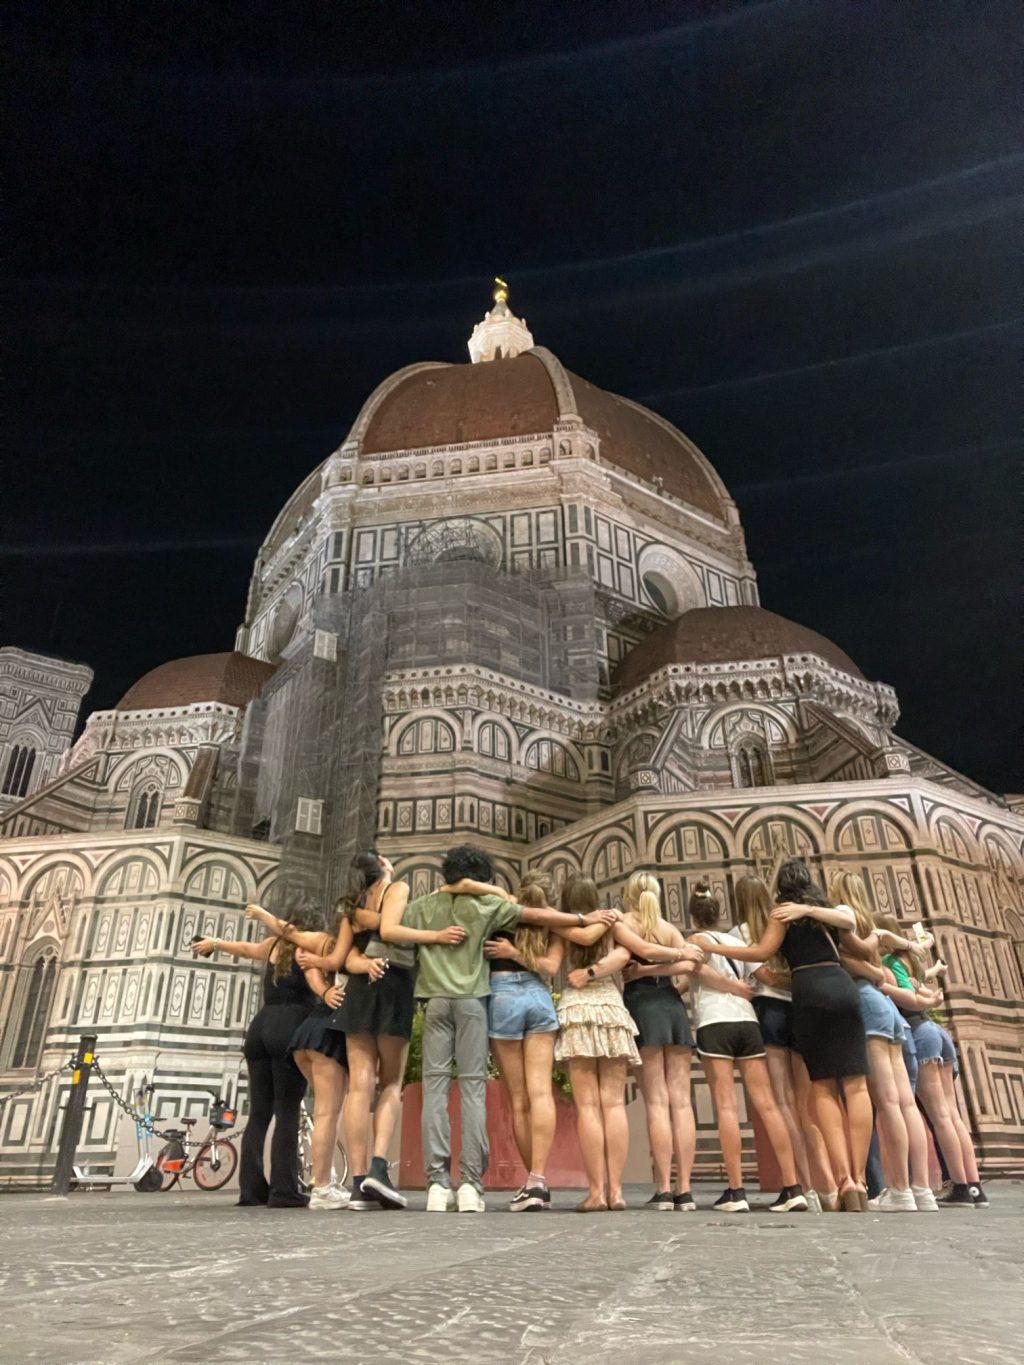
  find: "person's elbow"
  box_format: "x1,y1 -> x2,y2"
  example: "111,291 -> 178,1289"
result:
379,922 -> 400,942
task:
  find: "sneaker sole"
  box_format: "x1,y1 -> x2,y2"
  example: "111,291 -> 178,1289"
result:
648,1203 -> 675,1212
673,1204 -> 697,1212
716,1203 -> 749,1213
361,1177 -> 409,1209
347,1199 -> 382,1211
770,1199 -> 808,1212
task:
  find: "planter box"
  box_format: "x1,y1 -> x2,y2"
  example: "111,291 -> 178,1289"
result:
400,1078 -> 587,1190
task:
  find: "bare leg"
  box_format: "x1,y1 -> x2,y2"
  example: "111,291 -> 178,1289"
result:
866,1038 -> 909,1189
493,1037 -> 531,1172
637,1047 -> 672,1191
299,1051 -> 348,1188
703,1054 -> 744,1189
597,1057 -> 629,1208
343,1034 -> 378,1178
664,1046 -> 696,1193
892,1047 -> 930,1188
739,1055 -> 798,1187
569,1058 -> 607,1209
792,1052 -> 835,1194
765,1047 -> 810,1188
841,1074 -> 873,1189
522,1032 -> 557,1179
942,1066 -> 980,1183
371,1034 -> 409,1161
811,1079 -> 855,1192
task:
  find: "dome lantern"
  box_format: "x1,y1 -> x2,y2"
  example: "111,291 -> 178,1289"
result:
467,276 -> 534,363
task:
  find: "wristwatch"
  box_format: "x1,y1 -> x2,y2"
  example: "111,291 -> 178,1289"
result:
586,965 -> 596,979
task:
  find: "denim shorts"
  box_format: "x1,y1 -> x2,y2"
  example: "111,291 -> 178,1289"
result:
856,981 -> 904,1041
487,972 -> 558,1040
912,1018 -> 958,1070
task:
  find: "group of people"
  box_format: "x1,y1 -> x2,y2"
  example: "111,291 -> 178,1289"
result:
193,844 -> 987,1215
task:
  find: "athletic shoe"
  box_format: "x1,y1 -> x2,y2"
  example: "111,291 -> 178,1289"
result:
937,1183 -> 976,1208
510,1183 -> 550,1212
309,1182 -> 349,1211
426,1182 -> 456,1212
873,1186 -> 917,1212
347,1175 -> 380,1211
713,1187 -> 749,1212
456,1182 -> 485,1213
912,1185 -> 939,1212
362,1158 -> 408,1210
971,1183 -> 989,1208
769,1185 -> 808,1212
806,1189 -> 823,1214
673,1191 -> 697,1211
645,1191 -> 675,1211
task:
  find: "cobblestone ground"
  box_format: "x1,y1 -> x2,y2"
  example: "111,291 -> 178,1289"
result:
1,1183 -> 1022,1363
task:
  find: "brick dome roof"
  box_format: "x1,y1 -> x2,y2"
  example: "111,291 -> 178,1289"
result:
116,652 -> 276,711
613,606 -> 865,693
358,351 -> 730,522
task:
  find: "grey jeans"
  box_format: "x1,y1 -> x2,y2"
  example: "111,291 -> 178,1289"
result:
421,996 -> 489,1192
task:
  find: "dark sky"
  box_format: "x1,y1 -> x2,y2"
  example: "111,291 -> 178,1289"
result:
5,0 -> 1021,791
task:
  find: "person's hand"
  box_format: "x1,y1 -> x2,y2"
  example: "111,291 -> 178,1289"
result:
678,944 -> 705,966
567,967 -> 591,989
245,903 -> 272,924
729,979 -> 756,1001
366,958 -> 388,982
771,903 -> 806,923
483,937 -> 518,960
433,924 -> 468,946
598,908 -> 624,922
914,932 -> 935,952
876,928 -> 901,948
192,938 -> 217,957
379,856 -> 395,877
295,948 -> 323,971
323,985 -> 344,1009
584,910 -> 619,927
932,958 -> 948,976
621,962 -> 643,983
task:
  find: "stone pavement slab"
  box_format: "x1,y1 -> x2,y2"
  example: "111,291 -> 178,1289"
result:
0,1183 -> 1021,1362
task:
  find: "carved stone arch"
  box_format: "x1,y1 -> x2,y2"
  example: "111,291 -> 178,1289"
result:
700,702 -> 797,750
110,748 -> 189,793
653,818 -> 730,867
535,849 -> 583,890
96,853 -> 165,898
392,710 -> 461,757
928,810 -> 979,862
391,857 -> 443,901
0,933 -> 62,1069
979,826 -> 1021,877
636,544 -> 706,618
738,809 -> 823,865
472,715 -> 516,762
23,860 -> 87,904
827,804 -> 917,855
585,830 -> 637,884
182,855 -> 257,906
521,733 -> 585,782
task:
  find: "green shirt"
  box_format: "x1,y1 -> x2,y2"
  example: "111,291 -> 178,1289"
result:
883,953 -> 913,991
402,891 -> 523,998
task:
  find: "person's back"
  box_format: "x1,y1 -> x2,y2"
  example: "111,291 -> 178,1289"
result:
404,889 -> 520,999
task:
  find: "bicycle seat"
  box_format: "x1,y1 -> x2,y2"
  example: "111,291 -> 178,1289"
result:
181,1117 -> 198,1127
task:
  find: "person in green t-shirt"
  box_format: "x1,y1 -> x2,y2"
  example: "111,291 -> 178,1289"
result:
381,843 -> 619,1213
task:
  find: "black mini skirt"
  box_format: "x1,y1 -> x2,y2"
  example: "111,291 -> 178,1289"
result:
290,1003 -> 348,1067
331,967 -> 415,1041
623,979 -> 694,1050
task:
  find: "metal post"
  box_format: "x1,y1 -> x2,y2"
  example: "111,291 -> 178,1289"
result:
51,1033 -> 97,1195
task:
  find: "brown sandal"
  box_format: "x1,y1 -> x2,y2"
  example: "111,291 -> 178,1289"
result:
841,1187 -> 863,1213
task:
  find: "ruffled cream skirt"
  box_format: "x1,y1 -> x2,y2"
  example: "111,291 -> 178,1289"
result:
555,979 -> 642,1066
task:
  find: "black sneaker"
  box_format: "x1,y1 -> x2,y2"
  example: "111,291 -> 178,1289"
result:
510,1183 -> 550,1212
937,1182 -> 976,1207
673,1191 -> 697,1211
645,1191 -> 674,1210
348,1175 -> 380,1211
362,1158 -> 408,1209
713,1186 -> 749,1212
970,1183 -> 989,1208
769,1184 -> 808,1213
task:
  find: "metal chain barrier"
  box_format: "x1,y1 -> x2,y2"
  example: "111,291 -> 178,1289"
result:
89,1058 -> 179,1140
0,1055 -> 77,1113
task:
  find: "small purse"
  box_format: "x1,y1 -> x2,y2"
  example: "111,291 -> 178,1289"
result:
364,935 -> 417,972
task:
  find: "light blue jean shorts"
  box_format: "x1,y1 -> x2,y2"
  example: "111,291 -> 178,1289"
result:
912,1017 -> 958,1072
487,971 -> 558,1040
856,980 -> 905,1041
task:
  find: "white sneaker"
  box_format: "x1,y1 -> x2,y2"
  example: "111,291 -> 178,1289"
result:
912,1184 -> 939,1211
426,1183 -> 456,1212
806,1189 -> 823,1214
457,1182 -> 485,1213
309,1183 -> 349,1211
330,1180 -> 351,1208
876,1186 -> 917,1212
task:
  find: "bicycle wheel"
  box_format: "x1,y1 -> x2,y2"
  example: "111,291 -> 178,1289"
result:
333,1139 -> 349,1188
154,1146 -> 181,1192
298,1124 -> 314,1193
194,1138 -> 239,1191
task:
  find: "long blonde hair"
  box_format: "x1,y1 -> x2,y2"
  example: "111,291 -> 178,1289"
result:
829,869 -> 876,943
734,875 -> 787,975
513,872 -> 553,973
624,872 -> 662,942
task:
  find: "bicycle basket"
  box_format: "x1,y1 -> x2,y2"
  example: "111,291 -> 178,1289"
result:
209,1099 -> 236,1130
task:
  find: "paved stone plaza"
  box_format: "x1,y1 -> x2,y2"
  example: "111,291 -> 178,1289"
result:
1,1183 -> 1022,1363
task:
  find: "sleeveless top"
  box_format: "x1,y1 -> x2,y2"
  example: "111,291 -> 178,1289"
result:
261,954 -> 316,1008
780,917 -> 841,971
489,928 -> 531,975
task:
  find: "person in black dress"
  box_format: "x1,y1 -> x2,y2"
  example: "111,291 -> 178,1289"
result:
194,900 -> 333,1208
697,859 -> 872,1213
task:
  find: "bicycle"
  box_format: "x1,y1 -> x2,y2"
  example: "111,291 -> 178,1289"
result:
298,1097 -> 349,1192
154,1097 -> 240,1192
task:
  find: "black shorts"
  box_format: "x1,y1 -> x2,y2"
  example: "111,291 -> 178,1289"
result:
623,979 -> 694,1050
696,1020 -> 765,1060
753,995 -> 795,1051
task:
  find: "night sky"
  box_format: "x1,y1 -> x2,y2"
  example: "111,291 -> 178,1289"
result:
5,1 -> 1021,792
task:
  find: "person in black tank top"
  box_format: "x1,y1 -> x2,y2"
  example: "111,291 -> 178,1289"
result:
697,859 -> 873,1214
194,900 -> 332,1208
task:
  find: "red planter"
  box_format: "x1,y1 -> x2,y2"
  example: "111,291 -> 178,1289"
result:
400,1078 -> 587,1190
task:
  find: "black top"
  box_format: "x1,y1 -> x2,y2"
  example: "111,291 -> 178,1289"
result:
780,917 -> 841,971
489,928 -> 533,975
352,928 -> 372,954
262,954 -> 317,1008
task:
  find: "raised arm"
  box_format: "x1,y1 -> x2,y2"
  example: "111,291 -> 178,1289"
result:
690,918 -> 785,962
244,904 -> 327,951
773,901 -> 856,932
442,878 -> 515,902
192,933 -> 274,962
379,883 -> 468,946
519,905 -> 620,933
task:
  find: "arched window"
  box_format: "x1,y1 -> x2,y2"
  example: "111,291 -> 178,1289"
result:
732,743 -> 771,789
127,786 -> 161,830
5,950 -> 58,1069
478,722 -> 510,761
2,744 -> 37,797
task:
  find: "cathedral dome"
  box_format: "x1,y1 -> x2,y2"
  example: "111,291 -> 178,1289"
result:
613,605 -> 865,693
353,350 -> 731,522
116,652 -> 276,711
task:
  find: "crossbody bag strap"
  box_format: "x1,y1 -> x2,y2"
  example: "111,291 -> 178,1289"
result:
707,930 -> 742,979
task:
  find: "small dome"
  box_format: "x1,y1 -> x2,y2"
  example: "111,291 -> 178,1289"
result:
613,606 -> 865,693
116,652 -> 276,711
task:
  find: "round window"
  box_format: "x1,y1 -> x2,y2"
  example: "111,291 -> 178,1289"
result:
642,572 -> 678,617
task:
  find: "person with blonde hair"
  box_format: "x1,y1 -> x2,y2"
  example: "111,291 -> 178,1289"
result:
830,870 -> 936,1212
618,871 -> 700,1211
733,874 -> 836,1213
